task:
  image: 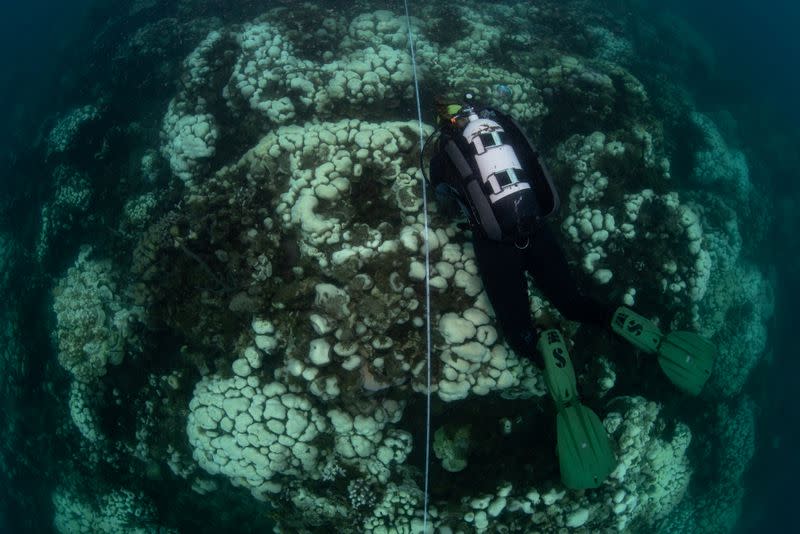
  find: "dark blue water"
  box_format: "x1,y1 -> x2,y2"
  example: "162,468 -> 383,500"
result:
669,0 -> 800,123
665,2 -> 800,530
1,1 -> 798,532
0,1 -> 94,150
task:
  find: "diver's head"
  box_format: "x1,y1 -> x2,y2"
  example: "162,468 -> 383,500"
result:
434,92 -> 479,126
434,95 -> 463,124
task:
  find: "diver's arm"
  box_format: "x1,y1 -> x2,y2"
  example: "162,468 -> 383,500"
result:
430,149 -> 466,218
428,148 -> 447,189
428,151 -> 461,218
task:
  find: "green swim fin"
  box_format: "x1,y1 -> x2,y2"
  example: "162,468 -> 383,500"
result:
557,404 -> 617,490
611,307 -> 715,395
538,330 -> 616,490
658,331 -> 715,396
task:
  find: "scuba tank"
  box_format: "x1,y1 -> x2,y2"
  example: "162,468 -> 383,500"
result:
439,101 -> 559,244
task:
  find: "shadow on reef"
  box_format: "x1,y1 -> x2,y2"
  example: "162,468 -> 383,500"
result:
403,393 -> 560,501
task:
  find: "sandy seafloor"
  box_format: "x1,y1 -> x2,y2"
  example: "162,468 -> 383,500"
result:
0,1 -> 798,532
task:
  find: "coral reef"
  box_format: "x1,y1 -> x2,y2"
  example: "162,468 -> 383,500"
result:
136,4 -> 742,529
36,165 -> 93,261
53,486 -> 174,534
690,112 -> 752,200
659,396 -> 757,533
52,246 -> 142,383
434,424 -> 472,472
555,129 -> 712,311
4,1 -> 772,532
46,105 -> 102,158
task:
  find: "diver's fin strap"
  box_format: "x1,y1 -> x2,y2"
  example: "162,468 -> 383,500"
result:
611,306 -> 663,354
537,329 -> 579,409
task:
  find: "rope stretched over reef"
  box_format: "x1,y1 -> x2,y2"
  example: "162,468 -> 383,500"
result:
403,1 -> 432,531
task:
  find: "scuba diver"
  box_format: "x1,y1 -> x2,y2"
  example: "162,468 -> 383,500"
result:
422,93 -> 716,490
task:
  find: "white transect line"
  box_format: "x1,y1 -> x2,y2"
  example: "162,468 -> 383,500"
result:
402,0 -> 432,532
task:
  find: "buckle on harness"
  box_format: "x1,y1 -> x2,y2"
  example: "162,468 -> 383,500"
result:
514,236 -> 530,250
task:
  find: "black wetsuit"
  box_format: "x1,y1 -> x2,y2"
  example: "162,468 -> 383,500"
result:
429,113 -> 612,362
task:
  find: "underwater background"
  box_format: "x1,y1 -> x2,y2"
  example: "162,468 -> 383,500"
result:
1,0 -> 797,532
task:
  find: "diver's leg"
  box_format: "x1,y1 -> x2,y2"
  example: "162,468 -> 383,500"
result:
471,236 -> 539,360
526,225 -> 613,326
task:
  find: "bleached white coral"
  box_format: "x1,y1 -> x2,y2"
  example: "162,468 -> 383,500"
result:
160,100 -> 218,184
224,13 -> 414,123
557,130 -> 710,306
187,376 -> 328,499
327,399 -> 411,483
182,29 -> 228,91
53,246 -> 140,382
53,487 -> 170,534
363,482 -> 427,533
435,300 -> 542,401
245,119 -> 424,269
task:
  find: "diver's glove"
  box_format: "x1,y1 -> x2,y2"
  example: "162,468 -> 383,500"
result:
610,306 -> 716,395
537,329 -> 616,490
